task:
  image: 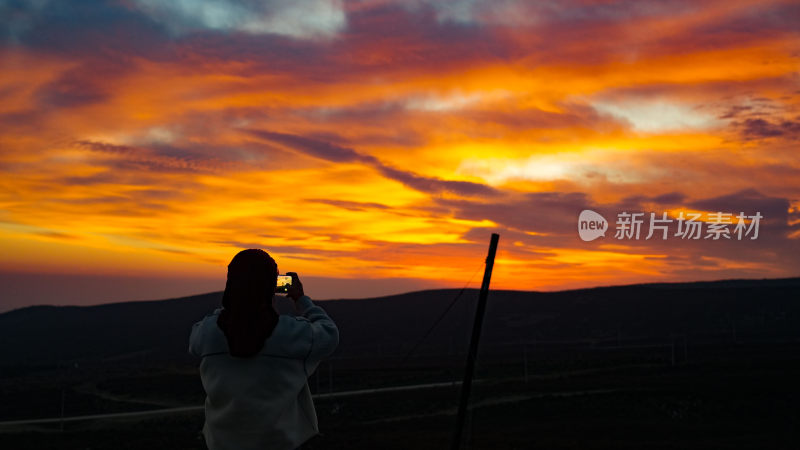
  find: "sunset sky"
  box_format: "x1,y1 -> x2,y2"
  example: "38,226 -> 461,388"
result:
1,0 -> 799,311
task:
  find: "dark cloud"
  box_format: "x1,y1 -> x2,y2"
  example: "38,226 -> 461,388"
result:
652,192 -> 686,205
430,191 -> 592,235
0,110 -> 44,133
350,130 -> 428,149
306,199 -> 391,211
49,194 -> 136,205
597,1 -> 800,63
247,129 -> 500,197
35,63 -> 116,108
526,0 -> 700,25
49,196 -> 178,215
690,188 -> 791,223
689,1 -> 800,39
719,105 -> 754,120
375,164 -> 500,197
0,0 -> 505,85
345,3 -> 518,64
737,118 -> 800,140
104,158 -> 210,175
34,231 -> 80,240
614,195 -> 648,211
247,130 -> 375,164
295,101 -> 406,123
59,171 -> 123,186
178,32 -> 334,81
2,0 -> 173,60
613,192 -> 687,211
73,140 -> 137,156
156,0 -> 669,80
464,102 -> 622,135
72,140 -> 249,174
0,83 -> 21,101
291,103 -> 427,147
137,2 -> 509,83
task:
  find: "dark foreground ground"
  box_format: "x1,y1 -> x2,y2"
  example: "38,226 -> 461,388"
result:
1,340 -> 798,450
3,279 -> 799,448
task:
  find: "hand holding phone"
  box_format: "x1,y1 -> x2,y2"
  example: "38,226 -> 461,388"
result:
275,274 -> 293,294
285,272 -> 304,301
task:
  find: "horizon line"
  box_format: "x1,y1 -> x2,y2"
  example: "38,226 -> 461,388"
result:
4,275 -> 799,315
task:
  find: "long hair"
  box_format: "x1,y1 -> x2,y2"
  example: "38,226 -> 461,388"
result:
217,249 -> 279,357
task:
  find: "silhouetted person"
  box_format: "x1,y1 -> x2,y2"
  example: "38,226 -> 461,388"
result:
189,249 -> 339,450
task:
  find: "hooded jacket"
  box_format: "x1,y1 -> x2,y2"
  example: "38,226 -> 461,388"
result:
189,295 -> 339,450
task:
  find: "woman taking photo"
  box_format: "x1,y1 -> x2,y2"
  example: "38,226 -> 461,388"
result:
189,249 -> 339,450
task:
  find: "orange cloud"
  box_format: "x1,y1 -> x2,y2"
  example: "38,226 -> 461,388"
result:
0,0 -> 798,309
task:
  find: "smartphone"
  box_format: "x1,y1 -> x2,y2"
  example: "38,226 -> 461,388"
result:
275,274 -> 293,294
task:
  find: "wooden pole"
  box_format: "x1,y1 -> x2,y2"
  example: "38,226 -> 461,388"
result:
451,233 -> 499,450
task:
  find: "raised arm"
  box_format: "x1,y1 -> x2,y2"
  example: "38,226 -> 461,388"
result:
286,272 -> 339,370
296,295 -> 339,361
188,320 -> 202,356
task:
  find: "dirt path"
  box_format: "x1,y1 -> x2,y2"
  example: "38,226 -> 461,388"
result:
73,382 -> 179,408
362,387 -> 649,424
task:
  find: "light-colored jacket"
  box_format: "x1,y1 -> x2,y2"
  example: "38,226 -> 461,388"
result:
189,295 -> 339,450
